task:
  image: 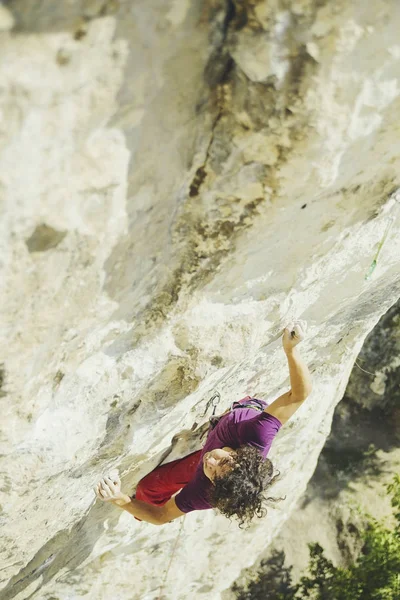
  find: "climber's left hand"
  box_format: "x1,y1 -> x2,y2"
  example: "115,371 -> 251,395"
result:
95,473 -> 126,504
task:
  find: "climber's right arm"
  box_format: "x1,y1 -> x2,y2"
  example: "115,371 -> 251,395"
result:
264,321 -> 312,425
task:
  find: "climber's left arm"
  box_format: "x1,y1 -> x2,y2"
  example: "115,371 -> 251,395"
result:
95,476 -> 185,524
113,495 -> 185,525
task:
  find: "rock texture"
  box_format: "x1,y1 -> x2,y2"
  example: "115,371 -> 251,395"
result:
1,1 -> 400,599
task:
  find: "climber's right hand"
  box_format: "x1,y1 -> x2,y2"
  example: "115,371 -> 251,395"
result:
282,320 -> 307,353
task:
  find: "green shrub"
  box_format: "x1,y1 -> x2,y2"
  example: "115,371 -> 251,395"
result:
234,474 -> 400,600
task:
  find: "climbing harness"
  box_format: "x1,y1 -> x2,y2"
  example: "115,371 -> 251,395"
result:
209,397 -> 264,429
230,398 -> 265,413
201,395 -> 265,439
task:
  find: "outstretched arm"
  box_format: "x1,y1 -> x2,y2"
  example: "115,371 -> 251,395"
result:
112,492 -> 165,524
264,321 -> 312,425
285,343 -> 312,401
95,475 -> 185,525
112,494 -> 185,525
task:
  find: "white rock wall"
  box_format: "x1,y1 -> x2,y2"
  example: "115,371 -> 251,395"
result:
1,1 -> 400,599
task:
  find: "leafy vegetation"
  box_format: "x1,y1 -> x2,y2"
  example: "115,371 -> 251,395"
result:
233,475 -> 400,600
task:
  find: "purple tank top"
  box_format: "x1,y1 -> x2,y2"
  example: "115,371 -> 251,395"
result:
174,397 -> 282,513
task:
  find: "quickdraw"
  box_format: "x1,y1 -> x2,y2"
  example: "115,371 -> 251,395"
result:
365,189 -> 400,280
200,391 -> 221,418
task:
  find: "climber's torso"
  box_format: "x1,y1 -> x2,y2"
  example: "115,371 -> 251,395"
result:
174,399 -> 282,513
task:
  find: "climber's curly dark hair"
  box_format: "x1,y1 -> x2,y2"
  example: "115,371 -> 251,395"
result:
207,445 -> 285,529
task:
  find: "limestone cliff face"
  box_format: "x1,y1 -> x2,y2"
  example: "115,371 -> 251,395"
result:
0,1 -> 400,599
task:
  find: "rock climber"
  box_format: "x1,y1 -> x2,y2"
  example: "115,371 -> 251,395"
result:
94,320 -> 312,526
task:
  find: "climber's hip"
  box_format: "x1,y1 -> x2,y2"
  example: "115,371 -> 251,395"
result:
132,449 -> 202,520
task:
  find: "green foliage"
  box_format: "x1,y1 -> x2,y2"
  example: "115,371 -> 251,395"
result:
232,549 -> 296,600
387,473 -> 400,524
234,475 -> 400,600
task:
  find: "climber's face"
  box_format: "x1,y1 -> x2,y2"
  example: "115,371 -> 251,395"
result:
202,447 -> 236,483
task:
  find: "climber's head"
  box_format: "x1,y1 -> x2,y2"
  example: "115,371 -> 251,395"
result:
202,447 -> 237,482
205,444 -> 284,528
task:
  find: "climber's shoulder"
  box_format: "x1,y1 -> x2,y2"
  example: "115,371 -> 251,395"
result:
158,497 -> 186,524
